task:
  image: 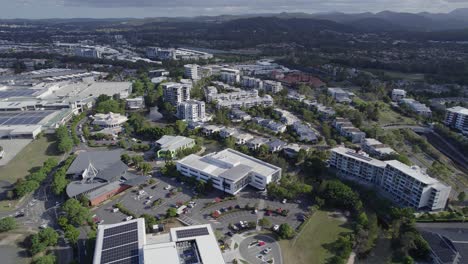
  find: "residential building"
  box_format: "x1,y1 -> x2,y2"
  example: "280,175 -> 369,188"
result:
92,112 -> 128,128
263,80 -> 283,94
216,95 -> 274,109
392,89 -> 407,102
93,219 -> 225,264
155,135 -> 195,159
253,117 -> 287,134
162,82 -> 192,106
329,147 -> 451,211
292,122 -> 318,143
220,127 -> 238,139
176,100 -> 206,122
184,64 -> 199,80
146,47 -> 176,60
230,109 -> 252,122
148,69 -> 169,78
232,132 -> 254,145
266,139 -> 287,152
246,137 -> 269,150
328,87 -> 354,103
361,138 -> 396,158
400,98 -> 432,117
201,124 -> 222,136
220,68 -> 240,85
177,148 -> 282,194
333,118 -> 366,143
126,97 -> 145,110
66,150 -> 146,206
444,106 -> 468,134
283,144 -> 308,158
274,109 -> 300,125
241,76 -> 263,90
206,85 -> 274,109
199,66 -> 213,78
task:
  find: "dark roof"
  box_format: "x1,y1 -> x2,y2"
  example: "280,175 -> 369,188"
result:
67,150 -> 123,174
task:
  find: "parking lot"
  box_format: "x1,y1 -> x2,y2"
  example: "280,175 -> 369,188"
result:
93,176 -> 194,224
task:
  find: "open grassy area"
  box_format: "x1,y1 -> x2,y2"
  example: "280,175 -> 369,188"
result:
377,105 -> 416,126
279,210 -> 352,264
0,135 -> 63,184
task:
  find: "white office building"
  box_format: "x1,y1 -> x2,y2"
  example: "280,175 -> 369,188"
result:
392,89 -> 407,102
177,148 -> 282,194
93,219 -> 225,264
444,106 -> 468,134
176,100 -> 206,122
220,68 -> 240,85
329,147 -> 451,211
162,82 -> 192,106
263,80 -> 283,94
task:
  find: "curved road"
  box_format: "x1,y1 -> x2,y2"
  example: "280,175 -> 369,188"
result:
239,234 -> 282,264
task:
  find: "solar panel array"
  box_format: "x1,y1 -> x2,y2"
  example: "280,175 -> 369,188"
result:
100,222 -> 140,264
0,111 -> 54,126
0,90 -> 36,99
176,227 -> 209,239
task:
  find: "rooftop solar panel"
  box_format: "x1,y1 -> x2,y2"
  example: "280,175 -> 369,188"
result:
176,227 -> 209,239
102,230 -> 138,250
346,151 -> 373,162
100,241 -> 139,264
0,90 -> 36,99
0,111 -> 54,126
103,222 -> 138,237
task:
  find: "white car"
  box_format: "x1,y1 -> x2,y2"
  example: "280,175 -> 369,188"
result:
282,199 -> 287,204
125,216 -> 133,221
148,196 -> 153,200
263,247 -> 272,254
272,225 -> 280,231
164,185 -> 172,190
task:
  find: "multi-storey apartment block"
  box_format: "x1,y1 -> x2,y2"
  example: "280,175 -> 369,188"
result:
162,82 -> 192,106
329,147 -> 451,211
176,100 -> 206,122
444,106 -> 468,134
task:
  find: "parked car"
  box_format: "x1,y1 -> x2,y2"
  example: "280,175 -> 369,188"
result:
164,185 -> 172,190
282,199 -> 287,204
272,225 -> 280,232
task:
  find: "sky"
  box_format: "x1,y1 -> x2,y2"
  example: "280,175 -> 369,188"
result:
0,0 -> 467,19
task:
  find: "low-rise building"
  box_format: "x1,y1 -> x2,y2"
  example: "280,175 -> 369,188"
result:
230,109 -> 251,122
444,106 -> 468,134
266,139 -> 287,152
292,122 -> 318,143
232,132 -> 254,145
246,137 -> 269,150
177,148 -> 282,194
202,124 -> 222,136
66,150 -> 146,206
92,112 -> 128,128
155,135 -> 195,159
400,98 -> 432,117
253,117 -> 287,134
241,76 -> 263,90
126,97 -> 145,110
391,89 -> 407,102
361,138 -> 396,158
329,147 -> 451,211
93,219 -> 225,264
333,118 -> 366,143
176,100 -> 206,122
328,87 -> 354,103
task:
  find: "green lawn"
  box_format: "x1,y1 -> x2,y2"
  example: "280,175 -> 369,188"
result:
0,135 -> 63,184
279,210 -> 352,264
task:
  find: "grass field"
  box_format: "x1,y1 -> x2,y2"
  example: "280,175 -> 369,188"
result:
0,135 -> 63,184
279,210 -> 352,264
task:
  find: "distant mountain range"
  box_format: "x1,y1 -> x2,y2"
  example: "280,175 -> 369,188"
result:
1,8 -> 468,32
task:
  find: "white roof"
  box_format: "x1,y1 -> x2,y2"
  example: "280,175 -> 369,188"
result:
384,160 -> 439,185
363,138 -> 383,146
332,147 -> 387,167
447,106 -> 468,115
178,148 -> 281,181
143,242 -> 179,264
156,135 -> 194,152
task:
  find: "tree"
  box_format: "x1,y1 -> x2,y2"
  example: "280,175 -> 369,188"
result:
258,218 -> 271,228
278,223 -> 295,239
56,125 -> 73,153
31,227 -> 59,255
139,162 -> 153,176
166,208 -> 178,218
61,198 -> 90,226
458,191 -> 466,202
33,254 -> 56,264
52,168 -> 68,195
0,217 -> 17,232
64,225 -> 80,245
175,120 -> 188,135
121,154 -> 132,164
